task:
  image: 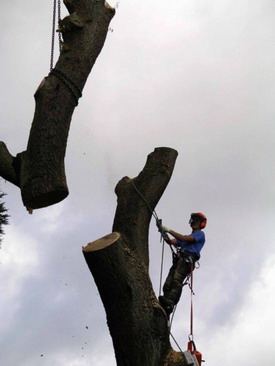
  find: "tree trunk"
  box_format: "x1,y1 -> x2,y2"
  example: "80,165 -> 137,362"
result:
83,147 -> 188,366
0,0 -> 115,210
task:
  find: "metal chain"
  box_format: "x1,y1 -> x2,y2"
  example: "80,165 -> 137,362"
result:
57,0 -> 62,52
50,0 -> 61,71
49,1 -> 83,106
50,0 -> 56,70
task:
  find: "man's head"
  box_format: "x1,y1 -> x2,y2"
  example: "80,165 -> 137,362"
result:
189,212 -> 207,229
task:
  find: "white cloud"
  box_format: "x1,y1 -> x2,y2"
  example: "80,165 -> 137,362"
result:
203,254 -> 275,366
0,227 -> 40,337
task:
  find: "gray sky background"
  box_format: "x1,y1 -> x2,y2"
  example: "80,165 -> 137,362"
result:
1,0 -> 275,365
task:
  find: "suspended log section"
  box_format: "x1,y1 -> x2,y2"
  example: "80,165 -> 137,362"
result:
83,147 -> 189,366
0,0 -> 115,210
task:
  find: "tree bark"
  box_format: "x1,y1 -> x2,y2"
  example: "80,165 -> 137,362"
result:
83,147 -> 188,366
0,0 -> 115,210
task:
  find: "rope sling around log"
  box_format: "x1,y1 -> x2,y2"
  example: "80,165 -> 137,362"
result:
49,0 -> 82,105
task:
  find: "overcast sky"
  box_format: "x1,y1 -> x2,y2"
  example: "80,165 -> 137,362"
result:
1,0 -> 275,365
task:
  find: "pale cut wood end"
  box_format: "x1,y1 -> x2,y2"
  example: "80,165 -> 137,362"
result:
83,232 -> 121,252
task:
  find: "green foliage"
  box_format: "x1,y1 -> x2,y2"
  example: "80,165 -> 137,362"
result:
0,191 -> 9,245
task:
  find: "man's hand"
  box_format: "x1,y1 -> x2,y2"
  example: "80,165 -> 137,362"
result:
161,225 -> 170,233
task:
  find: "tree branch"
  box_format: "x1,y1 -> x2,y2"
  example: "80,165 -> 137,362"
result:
83,148 -> 188,366
113,147 -> 178,268
0,142 -> 20,187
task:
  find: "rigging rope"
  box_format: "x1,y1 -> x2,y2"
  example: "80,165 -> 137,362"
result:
129,179 -> 159,221
170,331 -> 184,354
129,180 -> 171,296
189,265 -> 195,341
159,237 -> 165,297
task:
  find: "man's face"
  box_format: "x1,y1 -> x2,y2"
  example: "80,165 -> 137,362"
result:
189,216 -> 201,229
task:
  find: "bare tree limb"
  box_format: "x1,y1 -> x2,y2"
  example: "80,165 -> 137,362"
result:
0,142 -> 19,187
113,147 -> 178,268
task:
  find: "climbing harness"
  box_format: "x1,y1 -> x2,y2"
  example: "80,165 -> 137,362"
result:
163,242 -> 203,362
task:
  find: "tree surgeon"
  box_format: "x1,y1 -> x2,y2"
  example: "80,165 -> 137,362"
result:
159,212 -> 207,316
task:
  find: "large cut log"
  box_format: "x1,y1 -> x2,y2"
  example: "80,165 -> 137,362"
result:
83,232 -> 171,366
0,0 -> 115,210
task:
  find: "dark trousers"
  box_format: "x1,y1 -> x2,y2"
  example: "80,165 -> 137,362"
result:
163,252 -> 196,305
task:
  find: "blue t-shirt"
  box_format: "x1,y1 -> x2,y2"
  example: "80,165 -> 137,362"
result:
176,230 -> 205,258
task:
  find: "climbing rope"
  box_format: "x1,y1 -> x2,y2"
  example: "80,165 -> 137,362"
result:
189,266 -> 195,340
159,237 -> 165,296
129,179 -> 176,250
129,179 -> 159,221
170,331 -> 184,354
168,269 -> 198,357
129,179 -> 172,296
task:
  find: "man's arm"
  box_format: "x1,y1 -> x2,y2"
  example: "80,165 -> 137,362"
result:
162,226 -> 195,243
169,230 -> 195,243
164,237 -> 179,248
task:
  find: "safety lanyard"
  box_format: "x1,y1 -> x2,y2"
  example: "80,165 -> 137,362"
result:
189,264 -> 195,340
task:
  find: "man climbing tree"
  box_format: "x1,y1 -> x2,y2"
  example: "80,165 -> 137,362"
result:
158,212 -> 207,316
83,148 -> 207,366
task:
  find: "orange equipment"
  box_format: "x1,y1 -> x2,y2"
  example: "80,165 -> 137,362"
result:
187,340 -> 203,366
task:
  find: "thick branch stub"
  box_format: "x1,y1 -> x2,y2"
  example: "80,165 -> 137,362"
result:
83,232 -> 121,252
59,12 -> 84,32
83,232 -> 170,366
113,147 -> 178,267
0,142 -> 20,187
